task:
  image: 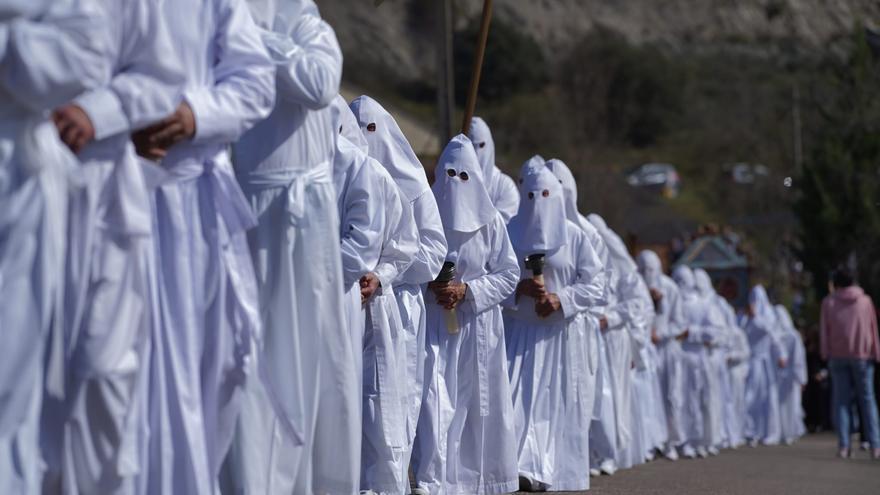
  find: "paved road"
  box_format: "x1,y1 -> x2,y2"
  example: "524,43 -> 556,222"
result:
517,434 -> 880,494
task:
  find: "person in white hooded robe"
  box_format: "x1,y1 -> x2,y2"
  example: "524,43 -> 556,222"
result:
413,134 -> 519,495
331,95 -> 421,493
693,268 -> 744,449
0,2 -> 109,492
720,294 -> 751,448
128,0 -> 274,492
504,163 -> 606,492
672,265 -> 725,457
349,95 -> 448,490
587,213 -> 656,469
774,304 -> 807,445
637,250 -> 689,460
466,116 -> 520,223
539,158 -> 619,475
225,1 -> 357,494
743,285 -> 788,446
40,1 -> 185,493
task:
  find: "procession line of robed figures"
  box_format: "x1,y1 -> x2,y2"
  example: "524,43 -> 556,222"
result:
1,1 -> 808,494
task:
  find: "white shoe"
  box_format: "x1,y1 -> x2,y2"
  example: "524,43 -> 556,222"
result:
696,446 -> 708,458
681,445 -> 697,459
707,446 -> 720,456
663,446 -> 679,461
599,459 -> 618,475
645,450 -> 656,461
410,488 -> 430,495
589,468 -> 600,477
359,491 -> 378,495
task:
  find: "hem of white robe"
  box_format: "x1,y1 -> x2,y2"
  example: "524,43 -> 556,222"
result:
445,478 -> 519,495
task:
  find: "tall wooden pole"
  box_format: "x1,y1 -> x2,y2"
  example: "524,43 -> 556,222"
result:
460,0 -> 493,135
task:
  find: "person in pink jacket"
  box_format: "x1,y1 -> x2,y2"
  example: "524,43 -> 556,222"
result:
820,267 -> 880,459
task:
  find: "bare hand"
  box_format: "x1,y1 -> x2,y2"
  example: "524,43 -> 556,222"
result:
675,329 -> 689,342
133,102 -> 196,160
599,316 -> 609,332
535,293 -> 561,318
651,328 -> 661,345
359,272 -> 380,303
649,288 -> 663,304
53,104 -> 95,153
778,357 -> 787,369
516,278 -> 547,299
432,282 -> 467,310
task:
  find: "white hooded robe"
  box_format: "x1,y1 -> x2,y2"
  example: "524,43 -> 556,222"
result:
504,164 -> 606,491
413,135 -> 519,495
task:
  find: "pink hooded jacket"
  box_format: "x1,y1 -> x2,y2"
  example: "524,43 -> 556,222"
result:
820,286 -> 880,362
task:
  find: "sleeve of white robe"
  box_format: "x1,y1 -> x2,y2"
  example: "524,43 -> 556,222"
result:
398,191 -> 448,285
793,335 -> 807,385
493,173 -> 520,223
73,0 -> 184,139
558,229 -> 607,319
658,281 -> 687,341
465,214 -> 519,315
0,0 -> 110,111
265,13 -> 340,108
339,164 -> 385,288
373,181 -> 418,289
604,270 -> 650,331
185,0 -> 275,144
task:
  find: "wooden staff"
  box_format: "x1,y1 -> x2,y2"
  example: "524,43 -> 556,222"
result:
460,0 -> 494,135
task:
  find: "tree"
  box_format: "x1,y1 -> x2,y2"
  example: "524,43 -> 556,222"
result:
796,29 -> 880,300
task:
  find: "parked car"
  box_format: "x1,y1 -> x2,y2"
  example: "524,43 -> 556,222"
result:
727,162 -> 769,184
626,162 -> 681,197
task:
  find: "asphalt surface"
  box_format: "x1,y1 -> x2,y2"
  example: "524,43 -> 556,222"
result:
516,434 -> 880,495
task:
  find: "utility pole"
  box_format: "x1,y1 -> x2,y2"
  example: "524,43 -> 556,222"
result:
460,0 -> 493,135
792,83 -> 803,174
435,0 -> 455,145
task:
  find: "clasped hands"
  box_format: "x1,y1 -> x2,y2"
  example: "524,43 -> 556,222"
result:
427,280 -> 467,310
516,278 -> 561,318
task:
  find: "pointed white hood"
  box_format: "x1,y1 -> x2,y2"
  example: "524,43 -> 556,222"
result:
508,160 -> 568,253
350,95 -> 430,202
637,250 -> 663,290
672,265 -> 697,298
693,268 -> 716,299
432,134 -> 495,233
467,116 -> 499,184
588,213 -> 636,273
748,284 -> 778,330
545,158 -> 582,226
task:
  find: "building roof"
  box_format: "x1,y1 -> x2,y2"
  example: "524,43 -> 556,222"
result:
672,235 -> 749,271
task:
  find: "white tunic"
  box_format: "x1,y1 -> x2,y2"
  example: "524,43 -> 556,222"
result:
40,2 -> 183,493
718,296 -> 750,447
142,1 -> 273,493
0,2 -> 108,493
504,221 -> 605,491
227,2 -> 352,493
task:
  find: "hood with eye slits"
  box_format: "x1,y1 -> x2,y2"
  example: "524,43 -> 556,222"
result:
508,160 -> 568,253
431,134 -> 495,233
467,116 -> 499,183
349,95 -> 430,202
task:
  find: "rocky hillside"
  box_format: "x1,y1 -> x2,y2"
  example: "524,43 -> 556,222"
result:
319,0 -> 879,82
